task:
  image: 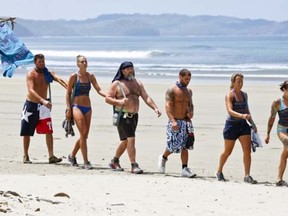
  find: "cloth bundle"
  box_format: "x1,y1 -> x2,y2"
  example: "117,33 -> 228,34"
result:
62,118 -> 75,137
251,127 -> 263,152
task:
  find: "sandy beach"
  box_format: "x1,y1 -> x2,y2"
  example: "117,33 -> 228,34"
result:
0,77 -> 287,215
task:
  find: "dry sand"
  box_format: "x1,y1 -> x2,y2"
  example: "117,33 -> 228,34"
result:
0,77 -> 287,215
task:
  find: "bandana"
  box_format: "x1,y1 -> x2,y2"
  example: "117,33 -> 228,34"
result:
176,81 -> 187,89
112,61 -> 134,82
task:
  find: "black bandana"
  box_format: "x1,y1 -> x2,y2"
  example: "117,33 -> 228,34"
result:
112,61 -> 134,83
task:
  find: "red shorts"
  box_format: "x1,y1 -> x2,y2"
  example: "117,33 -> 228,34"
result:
36,105 -> 53,134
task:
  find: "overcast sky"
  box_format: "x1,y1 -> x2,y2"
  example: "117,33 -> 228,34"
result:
1,0 -> 287,21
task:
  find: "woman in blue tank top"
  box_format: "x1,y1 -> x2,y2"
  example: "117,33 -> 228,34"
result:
216,73 -> 258,184
65,55 -> 106,169
265,80 -> 288,186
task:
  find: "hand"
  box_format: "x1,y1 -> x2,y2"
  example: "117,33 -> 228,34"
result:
120,98 -> 128,106
154,108 -> 162,117
171,121 -> 179,131
66,109 -> 72,120
186,111 -> 193,119
252,124 -> 257,133
42,99 -> 52,110
242,114 -> 251,120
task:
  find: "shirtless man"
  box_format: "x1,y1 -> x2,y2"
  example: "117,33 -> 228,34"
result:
20,54 -> 67,164
106,61 -> 161,174
158,69 -> 196,178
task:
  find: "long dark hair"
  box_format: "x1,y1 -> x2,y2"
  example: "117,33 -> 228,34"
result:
280,80 -> 288,92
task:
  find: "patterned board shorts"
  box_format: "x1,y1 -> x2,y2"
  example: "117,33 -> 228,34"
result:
166,119 -> 188,153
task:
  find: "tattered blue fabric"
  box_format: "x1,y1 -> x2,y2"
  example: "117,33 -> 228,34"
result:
0,23 -> 34,77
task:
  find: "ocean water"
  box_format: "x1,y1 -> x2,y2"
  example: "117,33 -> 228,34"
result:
6,36 -> 288,83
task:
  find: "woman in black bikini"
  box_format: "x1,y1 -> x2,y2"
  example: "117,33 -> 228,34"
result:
66,55 -> 106,169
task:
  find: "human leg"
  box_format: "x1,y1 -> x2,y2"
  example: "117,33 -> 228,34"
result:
276,132 -> 288,183
217,139 -> 236,173
23,136 -> 32,164
180,149 -> 196,178
239,135 -> 252,176
158,149 -> 171,173
124,137 -> 143,174
181,148 -> 188,166
73,107 -> 91,165
277,148 -> 288,182
109,140 -> 127,171
21,101 -> 39,163
46,133 -> 54,158
239,135 -> 257,184
46,133 -> 62,164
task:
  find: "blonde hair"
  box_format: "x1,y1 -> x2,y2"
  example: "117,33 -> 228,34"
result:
230,73 -> 244,89
76,55 -> 86,62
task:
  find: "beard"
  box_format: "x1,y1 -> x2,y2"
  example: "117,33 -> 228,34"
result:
125,74 -> 135,81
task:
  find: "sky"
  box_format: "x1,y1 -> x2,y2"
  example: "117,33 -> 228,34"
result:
1,0 -> 287,22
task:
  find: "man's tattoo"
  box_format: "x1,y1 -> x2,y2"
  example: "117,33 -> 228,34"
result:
165,88 -> 174,101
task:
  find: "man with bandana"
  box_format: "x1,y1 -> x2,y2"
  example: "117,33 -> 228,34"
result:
106,61 -> 162,174
158,69 -> 196,178
20,54 -> 67,164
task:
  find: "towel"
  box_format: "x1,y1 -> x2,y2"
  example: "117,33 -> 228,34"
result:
251,127 -> 263,152
0,23 -> 34,78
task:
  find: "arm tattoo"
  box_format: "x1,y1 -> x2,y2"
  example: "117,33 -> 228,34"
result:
165,87 -> 174,102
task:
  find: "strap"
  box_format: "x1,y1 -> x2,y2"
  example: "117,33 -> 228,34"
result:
113,81 -> 126,113
70,74 -> 77,107
48,83 -> 52,102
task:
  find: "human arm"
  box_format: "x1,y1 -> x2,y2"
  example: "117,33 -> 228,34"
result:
139,81 -> 161,117
165,87 -> 178,130
105,81 -> 127,108
186,89 -> 194,119
50,71 -> 68,89
265,99 -> 279,144
65,74 -> 76,119
89,73 -> 106,97
243,92 -> 257,132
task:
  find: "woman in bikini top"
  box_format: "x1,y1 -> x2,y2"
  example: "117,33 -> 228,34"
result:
65,55 -> 106,169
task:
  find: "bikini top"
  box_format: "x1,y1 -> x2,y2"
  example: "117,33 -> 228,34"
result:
278,98 -> 288,126
227,91 -> 248,122
74,74 -> 91,97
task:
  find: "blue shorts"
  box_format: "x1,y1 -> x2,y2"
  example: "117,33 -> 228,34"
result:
223,120 -> 251,140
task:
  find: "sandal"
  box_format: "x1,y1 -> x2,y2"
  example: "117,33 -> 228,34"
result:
276,180 -> 288,187
49,156 -> 62,164
23,155 -> 32,164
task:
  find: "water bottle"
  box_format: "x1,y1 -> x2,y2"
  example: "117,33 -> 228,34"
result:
113,113 -> 118,126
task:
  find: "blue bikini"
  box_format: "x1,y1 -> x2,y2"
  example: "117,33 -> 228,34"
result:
72,75 -> 92,115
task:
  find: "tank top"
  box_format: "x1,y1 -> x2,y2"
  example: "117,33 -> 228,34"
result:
278,98 -> 288,126
74,75 -> 91,97
227,91 -> 248,122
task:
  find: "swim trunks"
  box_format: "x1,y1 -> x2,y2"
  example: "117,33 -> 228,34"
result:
117,112 -> 138,140
20,101 -> 53,136
166,119 -> 189,153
